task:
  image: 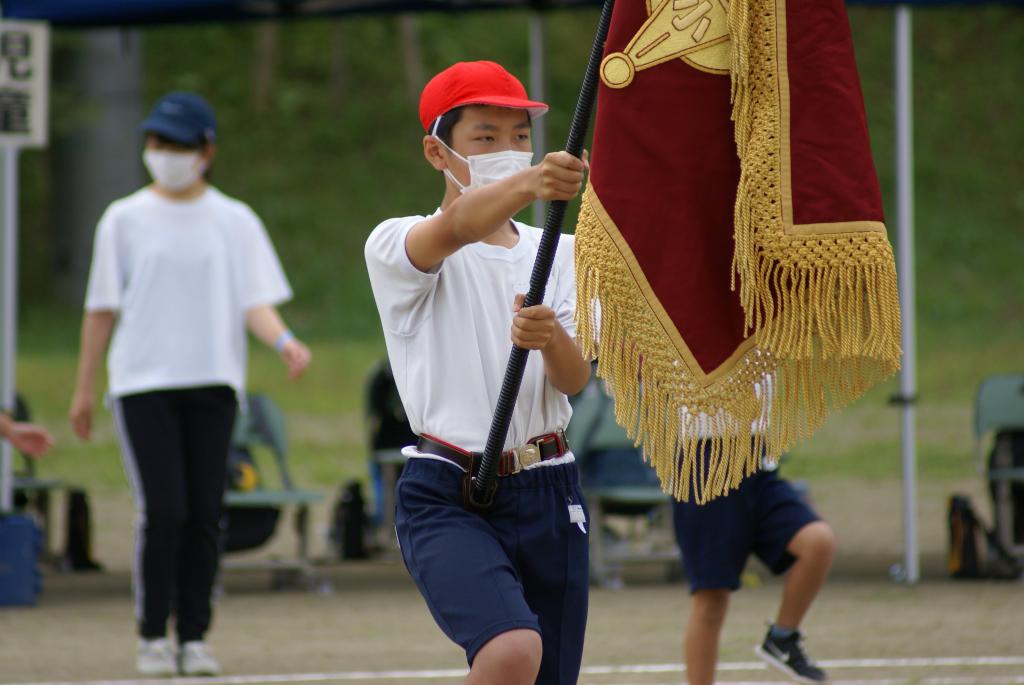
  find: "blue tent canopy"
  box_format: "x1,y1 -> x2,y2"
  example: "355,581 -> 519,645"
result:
5,0 -> 1017,26
4,0 -> 597,26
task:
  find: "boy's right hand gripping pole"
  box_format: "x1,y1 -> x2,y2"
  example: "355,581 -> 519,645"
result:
467,0 -> 615,511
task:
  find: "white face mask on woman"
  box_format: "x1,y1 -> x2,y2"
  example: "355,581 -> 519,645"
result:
434,136 -> 534,194
143,149 -> 206,192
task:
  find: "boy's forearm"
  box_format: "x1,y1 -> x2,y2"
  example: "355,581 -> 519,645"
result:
445,170 -> 535,245
541,325 -> 591,397
404,170 -> 536,272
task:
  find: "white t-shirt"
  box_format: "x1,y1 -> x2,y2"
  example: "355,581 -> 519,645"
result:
364,213 -> 576,453
84,186 -> 292,398
679,374 -> 774,438
678,374 -> 777,469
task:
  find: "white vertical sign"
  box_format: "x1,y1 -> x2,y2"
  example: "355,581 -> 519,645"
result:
0,20 -> 49,148
0,20 -> 48,511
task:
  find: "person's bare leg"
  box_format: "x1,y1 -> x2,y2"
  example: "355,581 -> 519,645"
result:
465,629 -> 542,685
776,521 -> 836,630
685,589 -> 730,685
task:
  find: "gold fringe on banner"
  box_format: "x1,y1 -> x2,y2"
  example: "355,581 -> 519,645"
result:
574,0 -> 901,503
726,0 -> 902,356
576,188 -> 775,504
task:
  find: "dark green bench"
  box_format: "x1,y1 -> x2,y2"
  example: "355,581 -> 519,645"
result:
567,379 -> 681,588
585,485 -> 678,587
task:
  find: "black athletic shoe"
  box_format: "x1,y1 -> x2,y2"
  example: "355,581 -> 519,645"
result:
754,628 -> 829,684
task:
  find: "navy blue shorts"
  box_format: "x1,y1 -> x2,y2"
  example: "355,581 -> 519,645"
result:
672,464 -> 818,593
395,457 -> 589,684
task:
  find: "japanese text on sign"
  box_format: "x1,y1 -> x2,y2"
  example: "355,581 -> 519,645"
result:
0,21 -> 49,148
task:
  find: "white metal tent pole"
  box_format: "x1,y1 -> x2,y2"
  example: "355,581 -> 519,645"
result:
0,146 -> 18,513
529,10 -> 547,227
895,4 -> 919,584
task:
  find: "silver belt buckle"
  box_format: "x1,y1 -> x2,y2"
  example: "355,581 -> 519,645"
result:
515,443 -> 541,473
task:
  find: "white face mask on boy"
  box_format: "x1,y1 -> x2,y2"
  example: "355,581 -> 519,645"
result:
434,135 -> 534,194
143,149 -> 206,192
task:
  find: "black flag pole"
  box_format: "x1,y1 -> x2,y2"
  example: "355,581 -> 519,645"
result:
467,0 -> 615,510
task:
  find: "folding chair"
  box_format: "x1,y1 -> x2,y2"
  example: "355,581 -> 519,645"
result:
364,359 -> 416,556
221,393 -> 326,590
974,374 -> 1024,557
567,377 -> 679,587
10,394 -> 64,562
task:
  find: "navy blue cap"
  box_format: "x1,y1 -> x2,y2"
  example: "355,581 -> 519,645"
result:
140,92 -> 217,146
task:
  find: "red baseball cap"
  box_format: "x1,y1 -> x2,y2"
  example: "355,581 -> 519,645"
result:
419,61 -> 549,132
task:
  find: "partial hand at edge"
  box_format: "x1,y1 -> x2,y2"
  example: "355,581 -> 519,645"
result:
280,339 -> 312,380
5,422 -> 55,458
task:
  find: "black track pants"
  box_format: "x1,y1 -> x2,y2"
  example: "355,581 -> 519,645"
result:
112,385 -> 237,643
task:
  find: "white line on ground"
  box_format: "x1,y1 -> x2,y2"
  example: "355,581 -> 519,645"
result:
595,657 -> 1024,673
2,673 -> 468,685
597,678 -> 1024,685
924,678 -> 1024,685
823,658 -> 1024,669
593,681 -> 908,685
7,656 -> 1024,685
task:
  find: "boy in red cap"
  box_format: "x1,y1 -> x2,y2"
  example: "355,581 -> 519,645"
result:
365,61 -> 591,685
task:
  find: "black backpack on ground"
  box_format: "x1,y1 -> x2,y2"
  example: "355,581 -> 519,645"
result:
948,494 -> 1022,580
222,445 -> 279,553
331,480 -> 369,560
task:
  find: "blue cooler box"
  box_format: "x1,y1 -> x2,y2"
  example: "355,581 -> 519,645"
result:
0,514 -> 42,606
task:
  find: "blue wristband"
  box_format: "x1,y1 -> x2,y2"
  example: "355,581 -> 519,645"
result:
274,330 -> 295,353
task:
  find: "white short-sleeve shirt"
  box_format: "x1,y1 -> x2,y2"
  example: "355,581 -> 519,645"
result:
364,212 -> 576,452
85,186 -> 292,397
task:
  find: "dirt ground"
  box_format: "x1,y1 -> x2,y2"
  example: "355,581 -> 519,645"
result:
2,477 -> 1022,684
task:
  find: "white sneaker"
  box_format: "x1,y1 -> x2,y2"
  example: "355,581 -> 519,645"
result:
179,641 -> 221,676
137,638 -> 177,676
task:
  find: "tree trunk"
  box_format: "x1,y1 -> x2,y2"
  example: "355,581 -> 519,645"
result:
251,22 -> 279,112
51,29 -> 144,305
397,15 -> 425,105
329,21 -> 349,107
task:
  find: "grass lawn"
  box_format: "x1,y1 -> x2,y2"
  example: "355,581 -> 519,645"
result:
12,312 -> 1020,495
15,327 -> 384,492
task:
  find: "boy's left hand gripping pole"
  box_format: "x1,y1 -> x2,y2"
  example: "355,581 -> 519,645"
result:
466,0 -> 615,511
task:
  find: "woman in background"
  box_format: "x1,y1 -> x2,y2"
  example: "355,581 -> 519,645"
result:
69,91 -> 310,677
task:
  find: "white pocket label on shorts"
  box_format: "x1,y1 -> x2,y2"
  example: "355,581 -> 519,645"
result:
568,504 -> 587,534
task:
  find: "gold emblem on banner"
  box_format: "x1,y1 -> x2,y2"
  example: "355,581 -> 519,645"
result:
600,0 -> 731,89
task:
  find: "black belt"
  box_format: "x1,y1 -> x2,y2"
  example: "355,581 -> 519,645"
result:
416,431 -> 570,476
